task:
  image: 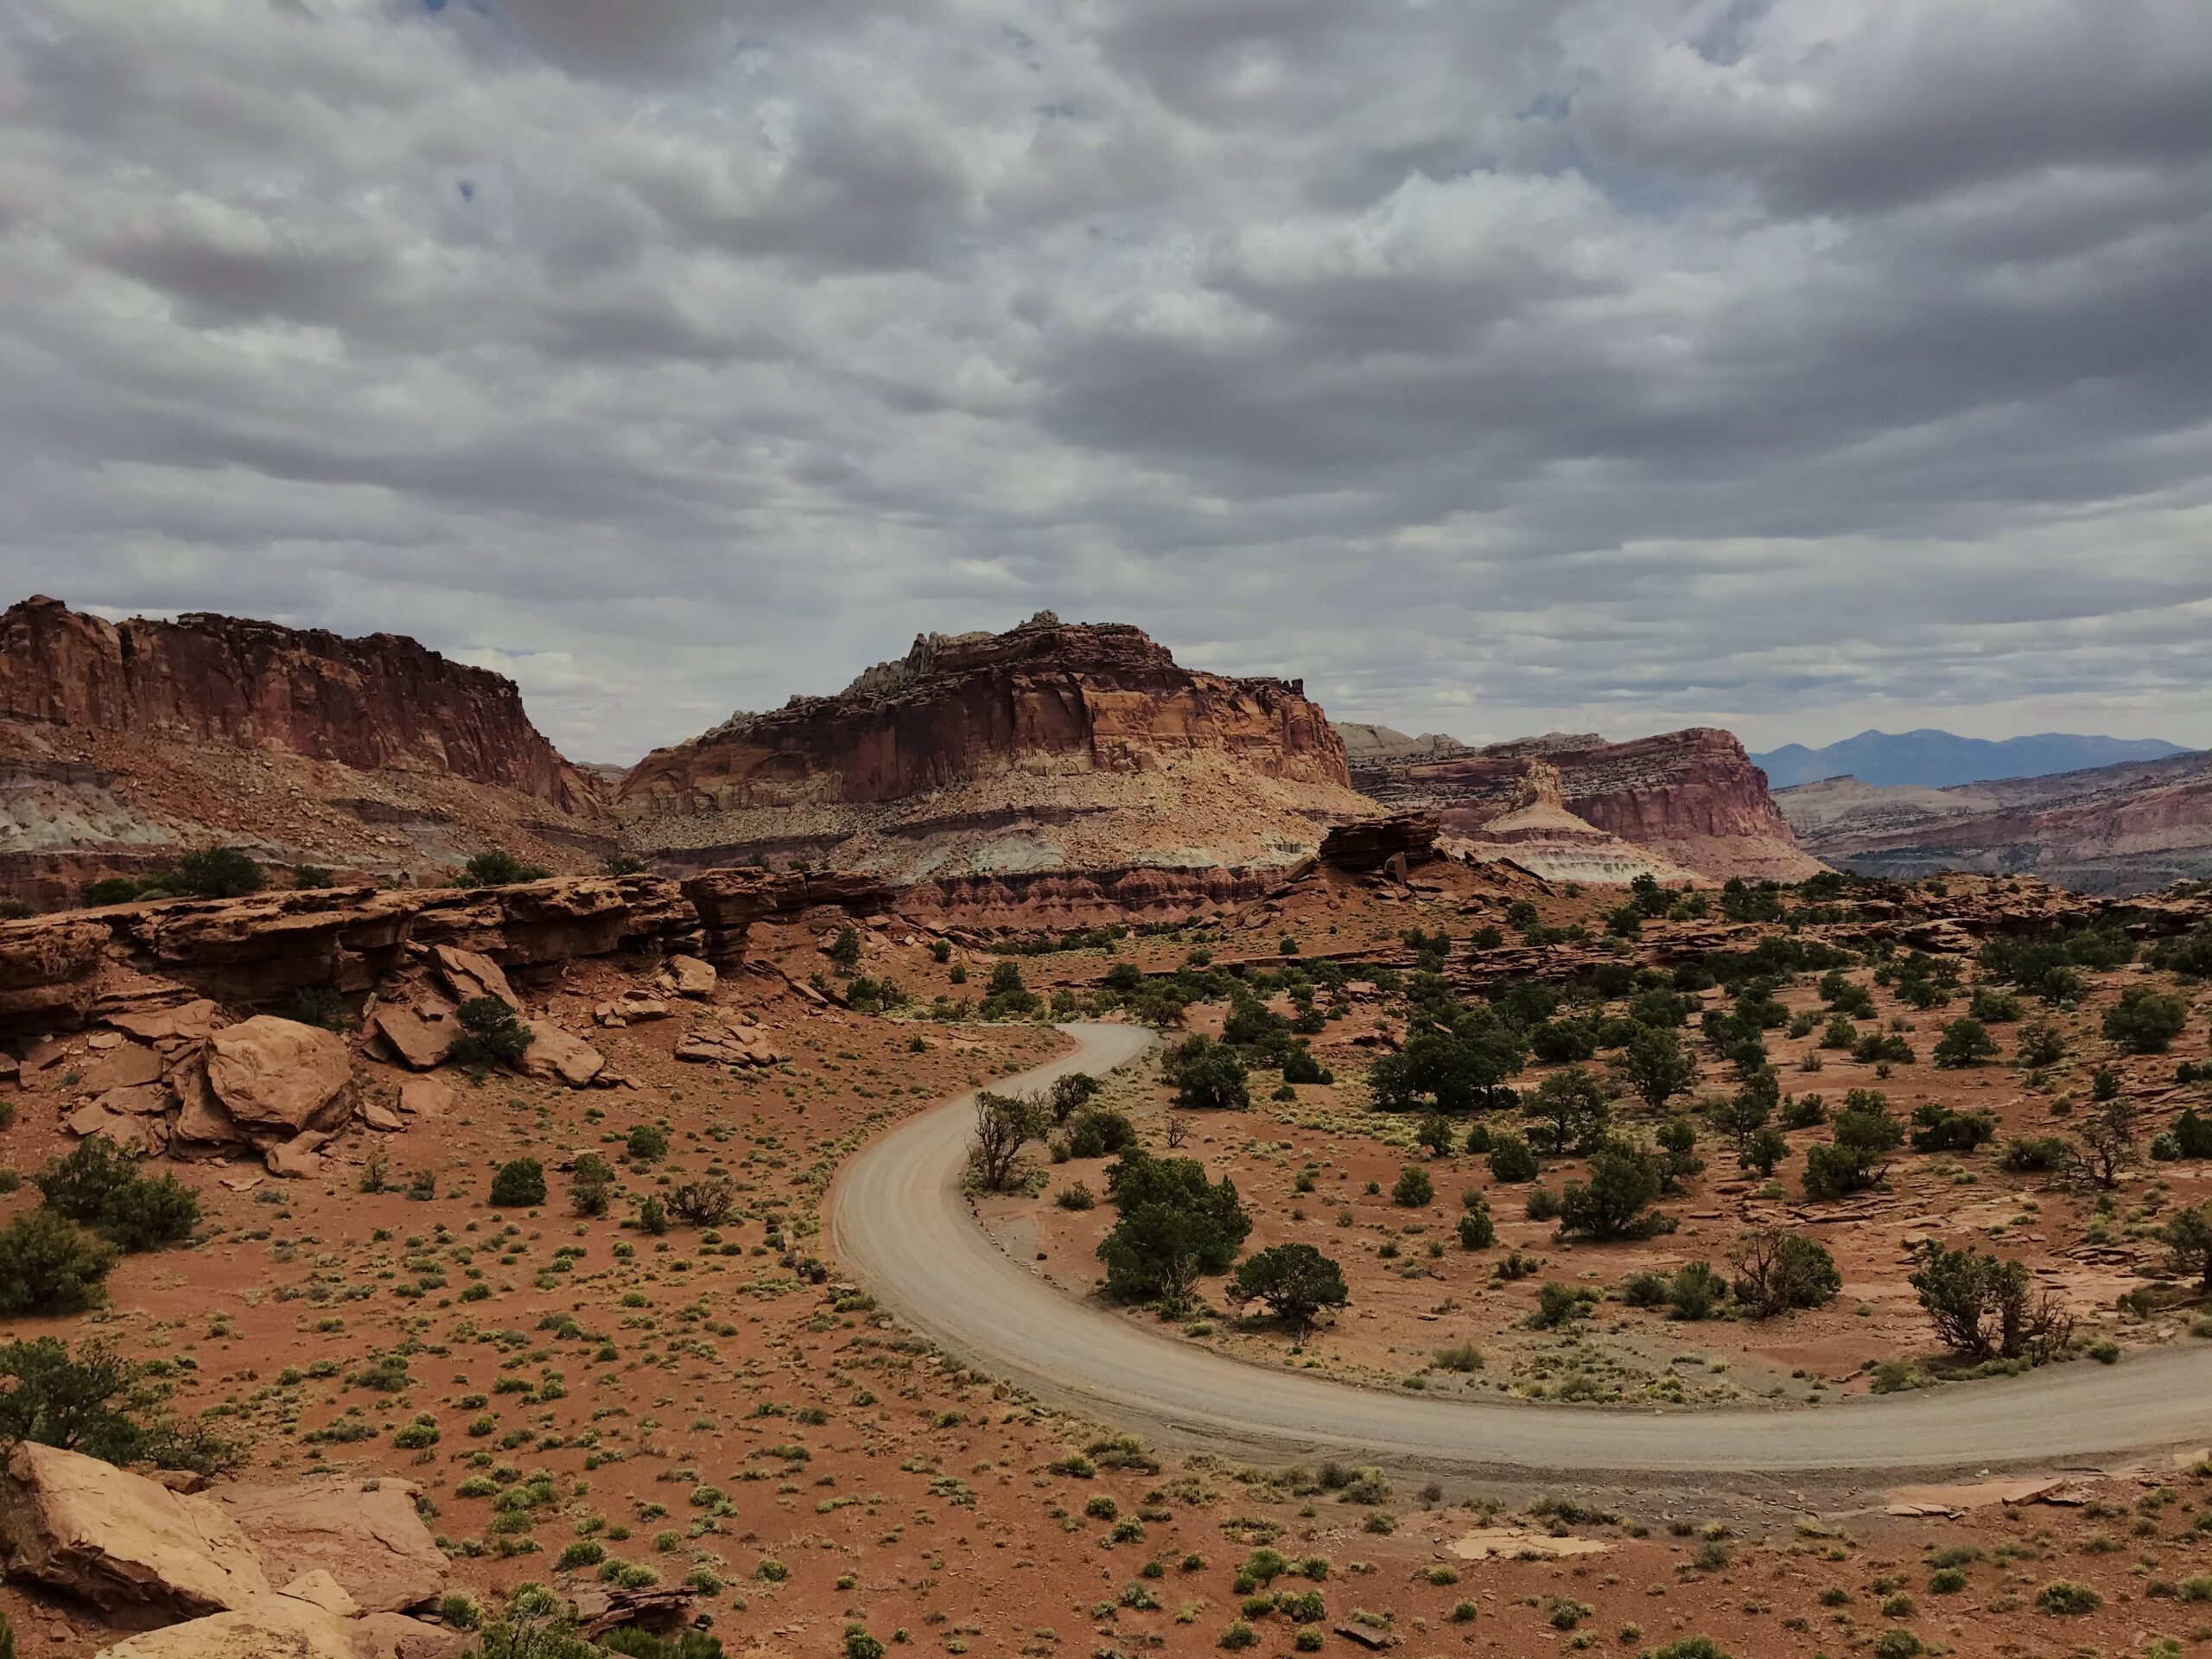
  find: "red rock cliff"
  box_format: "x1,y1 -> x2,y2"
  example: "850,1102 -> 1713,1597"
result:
0,596 -> 588,810
620,613 -> 1350,812
1358,727 -> 1822,882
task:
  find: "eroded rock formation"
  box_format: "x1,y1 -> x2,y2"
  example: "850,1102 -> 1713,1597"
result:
1443,761 -> 1703,887
1778,750 -> 2212,895
619,613 -> 1371,879
1356,728 -> 1822,882
1,597 -> 588,808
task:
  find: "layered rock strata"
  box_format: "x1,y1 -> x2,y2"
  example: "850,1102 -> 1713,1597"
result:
1355,728 -> 1821,882
619,613 -> 1372,878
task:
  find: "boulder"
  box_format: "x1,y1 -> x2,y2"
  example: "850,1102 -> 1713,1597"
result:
674,1018 -> 785,1068
167,1058 -> 250,1159
217,1478 -> 446,1615
0,1442 -> 271,1626
361,1101 -> 404,1132
264,1131 -> 331,1180
667,955 -> 717,998
204,1016 -> 356,1143
517,1020 -> 604,1087
429,944 -> 518,1011
366,1003 -> 453,1072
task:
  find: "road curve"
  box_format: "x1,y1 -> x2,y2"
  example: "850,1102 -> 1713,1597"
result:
826,1023 -> 2212,1480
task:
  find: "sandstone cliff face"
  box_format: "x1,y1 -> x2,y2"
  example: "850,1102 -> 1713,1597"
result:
623,614 -> 1347,811
1356,727 -> 1822,882
1780,751 -> 2212,894
618,613 -> 1370,878
1,596 -> 588,810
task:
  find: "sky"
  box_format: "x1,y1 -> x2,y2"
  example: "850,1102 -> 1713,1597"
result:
3,0 -> 2209,764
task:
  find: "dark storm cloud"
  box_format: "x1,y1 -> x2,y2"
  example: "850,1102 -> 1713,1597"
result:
1,0 -> 2208,762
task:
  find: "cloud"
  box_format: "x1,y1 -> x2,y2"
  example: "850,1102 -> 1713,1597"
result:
0,0 -> 2207,763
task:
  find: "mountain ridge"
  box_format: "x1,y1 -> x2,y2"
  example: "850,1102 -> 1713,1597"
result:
1752,727 -> 2189,790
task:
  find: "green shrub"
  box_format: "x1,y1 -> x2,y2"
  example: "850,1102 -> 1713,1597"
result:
569,1154 -> 615,1217
1391,1165 -> 1433,1207
1487,1135 -> 1538,1183
1910,1102 -> 1995,1153
626,1123 -> 670,1161
448,996 -> 531,1072
0,1211 -> 118,1316
2014,1020 -> 2067,1067
1556,1143 -> 1662,1240
2105,988 -> 2188,1053
167,846 -> 264,898
1455,1197 -> 1495,1250
81,878 -> 143,906
1932,1017 -> 1999,1068
0,1336 -> 231,1473
1531,1282 -> 1593,1327
1665,1262 -> 1726,1321
1728,1229 -> 1839,1317
667,1178 -> 734,1225
284,986 -> 351,1032
1163,1035 -> 1249,1110
1065,1107 -> 1136,1159
35,1135 -> 199,1250
1229,1244 -> 1348,1337
489,1159 -> 547,1209
459,849 -> 550,889
1999,1135 -> 2070,1173
2034,1580 -> 2101,1615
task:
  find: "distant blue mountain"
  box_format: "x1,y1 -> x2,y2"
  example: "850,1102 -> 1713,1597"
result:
1752,728 -> 2192,791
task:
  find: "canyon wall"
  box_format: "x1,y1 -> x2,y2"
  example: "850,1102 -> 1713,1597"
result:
1356,727 -> 1823,882
621,613 -> 1348,811
618,613 -> 1371,879
1781,751 -> 2212,894
1,596 -> 588,809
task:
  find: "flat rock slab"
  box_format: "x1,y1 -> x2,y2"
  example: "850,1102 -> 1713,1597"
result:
1446,1527 -> 1610,1561
107,1001 -> 222,1045
0,1442 -> 270,1626
367,1003 -> 453,1071
82,1043 -> 164,1091
95,1083 -> 173,1116
64,1104 -> 164,1154
92,1587 -> 358,1658
397,1077 -> 453,1121
1885,1476 -> 2082,1516
218,1478 -> 447,1615
430,944 -> 518,1010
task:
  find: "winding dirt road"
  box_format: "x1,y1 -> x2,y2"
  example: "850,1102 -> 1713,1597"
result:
826,1023 -> 2212,1480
